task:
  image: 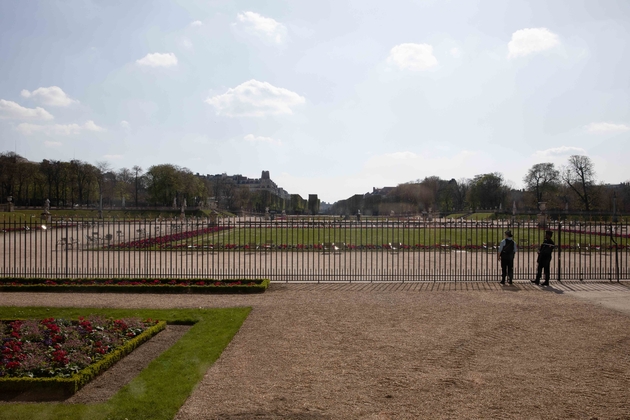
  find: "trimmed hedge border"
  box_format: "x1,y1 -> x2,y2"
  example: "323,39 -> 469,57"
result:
0,320 -> 167,397
0,278 -> 270,294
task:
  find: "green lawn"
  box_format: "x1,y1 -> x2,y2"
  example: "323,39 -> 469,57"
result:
445,213 -> 467,219
0,306 -> 251,420
181,226 -> 627,248
465,212 -> 495,220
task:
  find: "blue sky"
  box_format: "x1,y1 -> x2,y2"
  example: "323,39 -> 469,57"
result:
1,0 -> 629,202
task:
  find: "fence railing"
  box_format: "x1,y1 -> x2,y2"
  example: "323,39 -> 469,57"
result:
1,215 -> 628,282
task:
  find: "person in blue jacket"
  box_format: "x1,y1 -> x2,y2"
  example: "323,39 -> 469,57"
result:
497,230 -> 517,284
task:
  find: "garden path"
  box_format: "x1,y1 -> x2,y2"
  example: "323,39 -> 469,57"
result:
0,283 -> 629,419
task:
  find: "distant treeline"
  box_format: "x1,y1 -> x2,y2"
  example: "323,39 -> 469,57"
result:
0,152 -> 315,214
1,152 -> 627,216
330,156 -> 630,216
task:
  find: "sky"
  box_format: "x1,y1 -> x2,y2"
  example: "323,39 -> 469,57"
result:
0,0 -> 629,203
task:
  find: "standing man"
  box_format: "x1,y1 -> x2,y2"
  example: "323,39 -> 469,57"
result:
532,230 -> 555,286
497,230 -> 517,284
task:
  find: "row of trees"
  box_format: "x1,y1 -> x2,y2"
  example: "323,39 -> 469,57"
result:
0,152 -> 310,214
331,155 -> 630,215
0,153 -> 205,209
1,152 -> 627,215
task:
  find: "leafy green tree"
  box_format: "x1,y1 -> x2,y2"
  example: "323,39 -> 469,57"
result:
469,173 -> 508,210
523,162 -> 560,210
146,164 -> 182,206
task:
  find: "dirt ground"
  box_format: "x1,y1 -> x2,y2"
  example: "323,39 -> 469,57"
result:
1,282 -> 629,419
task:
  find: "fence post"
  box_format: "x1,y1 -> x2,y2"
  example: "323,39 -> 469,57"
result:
65,220 -> 69,278
557,222 -> 562,282
610,223 -> 620,283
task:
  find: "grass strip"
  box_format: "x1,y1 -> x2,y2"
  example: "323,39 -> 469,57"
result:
0,306 -> 251,420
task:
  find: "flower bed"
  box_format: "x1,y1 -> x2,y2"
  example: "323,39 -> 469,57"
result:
0,278 -> 270,294
0,316 -> 165,396
107,226 -> 231,249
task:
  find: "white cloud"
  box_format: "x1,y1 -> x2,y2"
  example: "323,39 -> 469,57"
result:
449,47 -> 461,58
44,141 -> 62,147
83,120 -> 105,132
0,99 -> 54,120
136,52 -> 178,67
534,146 -> 587,157
181,37 -> 193,50
190,20 -> 202,27
584,122 -> 630,133
236,11 -> 287,44
387,43 -> 438,71
120,120 -> 130,129
244,134 -> 282,146
205,79 -> 305,117
20,86 -> 78,107
16,120 -> 106,135
507,28 -> 560,59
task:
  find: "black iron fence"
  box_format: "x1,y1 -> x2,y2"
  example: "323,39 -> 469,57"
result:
1,215 -> 628,282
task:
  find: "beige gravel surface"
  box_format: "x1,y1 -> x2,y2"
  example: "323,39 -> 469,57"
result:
1,282 -> 629,419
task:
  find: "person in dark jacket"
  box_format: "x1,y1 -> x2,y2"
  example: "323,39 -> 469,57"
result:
497,230 -> 517,284
532,230 -> 555,286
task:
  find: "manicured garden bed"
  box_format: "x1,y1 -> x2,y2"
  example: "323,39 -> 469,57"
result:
0,278 -> 270,294
0,316 -> 165,397
106,226 -> 231,249
0,306 -> 251,420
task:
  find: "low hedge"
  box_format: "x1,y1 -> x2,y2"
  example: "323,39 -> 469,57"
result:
0,320 -> 166,397
0,278 -> 270,294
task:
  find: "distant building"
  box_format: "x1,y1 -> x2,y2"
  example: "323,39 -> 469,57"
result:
366,186 -> 394,196
202,171 -> 290,200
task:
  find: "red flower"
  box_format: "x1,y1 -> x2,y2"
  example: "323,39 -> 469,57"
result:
6,361 -> 20,369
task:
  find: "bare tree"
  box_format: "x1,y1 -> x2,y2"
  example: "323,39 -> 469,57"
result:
94,161 -> 112,216
561,155 -> 596,212
116,168 -> 133,206
454,178 -> 471,211
523,162 -> 560,209
132,165 -> 143,207
70,160 -> 96,206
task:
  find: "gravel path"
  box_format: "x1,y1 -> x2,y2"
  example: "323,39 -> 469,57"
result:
1,282 -> 629,419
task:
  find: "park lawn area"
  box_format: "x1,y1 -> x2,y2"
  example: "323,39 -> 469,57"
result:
179,227 -> 628,249
0,306 -> 251,420
465,212 -> 495,220
445,213 -> 467,219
